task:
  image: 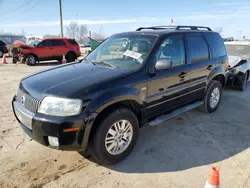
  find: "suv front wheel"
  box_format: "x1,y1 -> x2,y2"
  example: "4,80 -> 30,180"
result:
88,108 -> 139,165
26,55 -> 36,66
199,80 -> 222,113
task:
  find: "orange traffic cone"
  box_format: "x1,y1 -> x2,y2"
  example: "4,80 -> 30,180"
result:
2,54 -> 7,64
204,166 -> 220,188
62,54 -> 67,64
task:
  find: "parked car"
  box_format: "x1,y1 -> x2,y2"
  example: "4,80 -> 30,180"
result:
80,42 -> 91,47
15,38 -> 81,65
12,25 -> 228,165
224,41 -> 250,91
0,40 -> 9,57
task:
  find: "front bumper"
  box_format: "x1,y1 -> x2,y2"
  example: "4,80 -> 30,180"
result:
12,98 -> 97,151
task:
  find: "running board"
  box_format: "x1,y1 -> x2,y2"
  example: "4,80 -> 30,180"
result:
148,101 -> 203,127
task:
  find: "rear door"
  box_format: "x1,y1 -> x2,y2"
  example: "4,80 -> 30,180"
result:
186,34 -> 212,100
51,39 -> 67,58
146,35 -> 192,117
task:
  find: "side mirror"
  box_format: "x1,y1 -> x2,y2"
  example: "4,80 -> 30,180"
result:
155,59 -> 172,70
33,44 -> 37,47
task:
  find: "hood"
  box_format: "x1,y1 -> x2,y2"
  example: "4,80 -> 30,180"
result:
20,61 -> 131,99
12,40 -> 34,49
228,56 -> 247,67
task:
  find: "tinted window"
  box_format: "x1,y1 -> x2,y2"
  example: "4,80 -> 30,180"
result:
52,40 -> 65,46
155,35 -> 185,67
37,40 -> 52,47
205,33 -> 226,58
68,39 -> 78,45
187,35 -> 209,63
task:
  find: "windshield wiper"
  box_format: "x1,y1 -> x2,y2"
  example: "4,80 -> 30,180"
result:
91,61 -> 116,68
85,58 -> 96,66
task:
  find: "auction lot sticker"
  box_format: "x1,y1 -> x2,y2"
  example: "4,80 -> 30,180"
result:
123,50 -> 142,59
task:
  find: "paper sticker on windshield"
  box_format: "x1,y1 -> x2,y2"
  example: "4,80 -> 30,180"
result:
123,50 -> 142,59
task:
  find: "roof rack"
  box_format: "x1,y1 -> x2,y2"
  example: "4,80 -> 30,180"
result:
136,25 -> 212,31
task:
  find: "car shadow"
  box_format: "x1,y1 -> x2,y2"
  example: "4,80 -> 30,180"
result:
35,61 -> 62,66
83,88 -> 250,173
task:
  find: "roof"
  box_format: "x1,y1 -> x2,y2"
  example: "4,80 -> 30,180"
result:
114,25 -> 216,37
43,37 -> 73,40
224,41 -> 250,46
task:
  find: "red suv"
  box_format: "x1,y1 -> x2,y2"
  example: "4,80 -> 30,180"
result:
20,38 -> 81,65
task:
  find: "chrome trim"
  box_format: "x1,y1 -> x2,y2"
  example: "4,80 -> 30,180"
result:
13,101 -> 34,130
146,87 -> 205,109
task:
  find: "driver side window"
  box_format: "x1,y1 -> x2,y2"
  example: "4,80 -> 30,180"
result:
155,36 -> 185,68
37,40 -> 52,47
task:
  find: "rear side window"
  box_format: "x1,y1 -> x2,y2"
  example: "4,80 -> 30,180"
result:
187,35 -> 209,63
52,40 -> 65,46
68,39 -> 78,45
205,33 -> 226,58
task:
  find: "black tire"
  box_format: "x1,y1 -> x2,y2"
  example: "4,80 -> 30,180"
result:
25,55 -> 36,66
238,72 -> 248,91
198,80 -> 222,113
88,108 -> 139,165
66,52 -> 76,62
78,150 -> 91,159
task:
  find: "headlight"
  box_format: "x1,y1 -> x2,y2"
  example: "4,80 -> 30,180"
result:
38,96 -> 82,116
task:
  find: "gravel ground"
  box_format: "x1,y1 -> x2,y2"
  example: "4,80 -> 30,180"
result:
0,58 -> 250,188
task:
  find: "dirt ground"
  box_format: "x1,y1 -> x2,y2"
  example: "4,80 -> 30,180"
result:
0,58 -> 250,188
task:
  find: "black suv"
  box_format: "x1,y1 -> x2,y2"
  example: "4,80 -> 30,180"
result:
0,40 -> 8,57
12,26 -> 229,165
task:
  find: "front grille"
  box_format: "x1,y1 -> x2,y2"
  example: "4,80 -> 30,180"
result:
16,88 -> 41,113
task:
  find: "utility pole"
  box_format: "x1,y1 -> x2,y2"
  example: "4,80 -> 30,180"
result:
58,0 -> 64,38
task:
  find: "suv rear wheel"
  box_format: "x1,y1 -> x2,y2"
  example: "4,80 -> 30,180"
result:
26,55 -> 36,66
88,108 -> 139,165
66,52 -> 76,62
198,80 -> 222,113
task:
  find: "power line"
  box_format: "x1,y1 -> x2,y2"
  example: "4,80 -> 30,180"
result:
1,0 -> 42,21
2,0 -> 33,15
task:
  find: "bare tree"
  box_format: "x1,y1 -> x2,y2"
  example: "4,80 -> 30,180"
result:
66,21 -> 79,39
77,25 -> 88,43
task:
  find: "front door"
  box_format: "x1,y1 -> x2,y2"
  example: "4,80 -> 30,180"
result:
35,40 -> 53,60
146,35 -> 191,118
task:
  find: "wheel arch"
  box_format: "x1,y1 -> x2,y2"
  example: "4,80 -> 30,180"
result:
23,53 -> 38,61
208,66 -> 226,88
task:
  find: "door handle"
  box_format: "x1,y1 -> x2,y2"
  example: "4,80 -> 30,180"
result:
179,72 -> 187,78
207,65 -> 213,70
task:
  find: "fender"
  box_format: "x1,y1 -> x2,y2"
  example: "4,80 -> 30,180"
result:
237,61 -> 250,74
207,65 -> 226,84
81,86 -> 145,150
87,86 -> 145,113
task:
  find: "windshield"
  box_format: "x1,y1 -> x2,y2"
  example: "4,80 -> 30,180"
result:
86,34 -> 157,70
225,44 -> 250,58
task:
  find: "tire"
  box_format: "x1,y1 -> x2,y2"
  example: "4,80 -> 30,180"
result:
25,55 -> 36,66
88,108 -> 139,165
78,150 -> 91,159
198,80 -> 222,113
238,72 -> 248,91
66,52 -> 76,62
0,50 -> 3,58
